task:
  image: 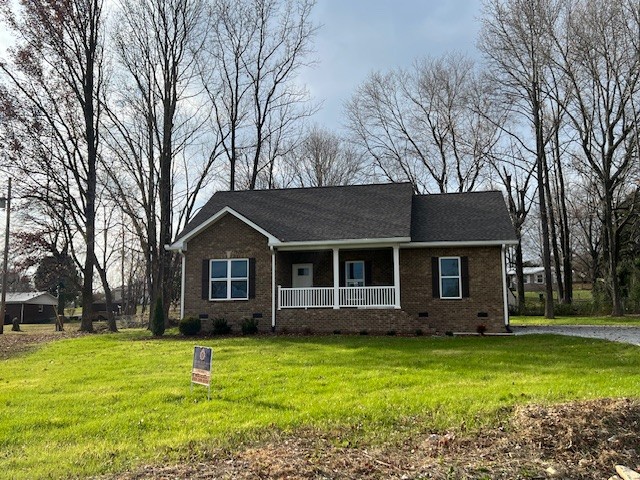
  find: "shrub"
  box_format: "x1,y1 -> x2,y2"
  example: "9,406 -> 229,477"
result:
386,330 -> 396,336
333,329 -> 341,335
241,318 -> 259,335
179,317 -> 201,336
150,297 -> 165,336
476,324 -> 487,335
213,318 -> 231,335
359,329 -> 368,335
415,329 -> 424,336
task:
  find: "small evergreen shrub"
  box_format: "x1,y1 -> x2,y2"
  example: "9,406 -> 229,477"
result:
213,318 -> 231,335
179,317 -> 201,336
386,330 -> 396,336
415,329 -> 424,336
151,297 -> 165,336
333,329 -> 341,335
359,329 -> 368,335
241,318 -> 259,335
476,324 -> 487,335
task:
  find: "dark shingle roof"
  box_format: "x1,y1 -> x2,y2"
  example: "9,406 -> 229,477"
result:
176,183 -> 415,243
410,191 -> 518,243
174,184 -> 517,245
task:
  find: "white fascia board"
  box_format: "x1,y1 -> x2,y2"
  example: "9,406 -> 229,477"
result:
273,237 -> 412,251
402,239 -> 519,248
166,206 -> 280,251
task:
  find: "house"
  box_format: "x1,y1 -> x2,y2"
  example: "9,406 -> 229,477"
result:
168,183 -> 518,334
2,291 -> 58,324
508,266 -> 556,293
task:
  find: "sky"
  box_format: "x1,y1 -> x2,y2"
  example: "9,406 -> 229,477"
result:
301,0 -> 483,129
0,0 -> 483,129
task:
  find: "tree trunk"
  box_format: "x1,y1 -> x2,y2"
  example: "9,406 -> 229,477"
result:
515,240 -> 526,310
604,190 -> 623,316
533,84 -> 554,319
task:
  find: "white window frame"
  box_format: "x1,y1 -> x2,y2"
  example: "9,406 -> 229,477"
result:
439,256 -> 462,300
210,258 -> 249,301
535,273 -> 544,284
345,260 -> 365,287
38,304 -> 44,313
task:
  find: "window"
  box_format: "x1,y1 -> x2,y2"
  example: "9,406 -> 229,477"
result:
345,261 -> 365,287
439,257 -> 461,299
210,259 -> 248,300
38,305 -> 44,313
523,275 -> 530,284
535,273 -> 544,284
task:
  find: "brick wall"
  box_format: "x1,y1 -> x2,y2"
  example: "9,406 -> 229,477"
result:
183,214 -> 273,332
183,214 -> 507,334
399,247 -> 506,334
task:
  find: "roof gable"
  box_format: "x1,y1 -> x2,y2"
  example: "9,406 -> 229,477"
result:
3,292 -> 58,305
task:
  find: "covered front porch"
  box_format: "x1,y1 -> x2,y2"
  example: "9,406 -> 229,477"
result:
275,245 -> 401,309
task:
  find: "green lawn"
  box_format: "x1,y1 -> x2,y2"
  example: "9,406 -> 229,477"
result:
511,315 -> 640,326
524,288 -> 593,302
1,331 -> 640,479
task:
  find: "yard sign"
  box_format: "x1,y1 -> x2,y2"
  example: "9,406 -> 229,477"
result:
191,346 -> 213,399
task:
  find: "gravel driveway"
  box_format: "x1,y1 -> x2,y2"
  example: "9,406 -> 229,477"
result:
512,325 -> 640,346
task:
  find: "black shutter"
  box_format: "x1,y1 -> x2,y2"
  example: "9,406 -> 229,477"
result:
431,257 -> 440,298
339,261 -> 345,287
364,260 -> 373,286
461,256 -> 470,298
202,259 -> 210,300
248,258 -> 256,299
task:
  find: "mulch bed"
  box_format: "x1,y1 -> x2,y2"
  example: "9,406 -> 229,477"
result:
107,398 -> 640,479
0,329 -> 86,360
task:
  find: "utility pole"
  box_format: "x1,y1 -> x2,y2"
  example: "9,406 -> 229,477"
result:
0,178 -> 11,335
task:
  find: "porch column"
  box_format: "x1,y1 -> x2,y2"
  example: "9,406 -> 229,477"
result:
393,245 -> 401,309
332,247 -> 339,309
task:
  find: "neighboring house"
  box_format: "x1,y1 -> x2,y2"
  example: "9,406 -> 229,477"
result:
168,183 -> 518,334
3,292 -> 58,324
507,266 -> 556,293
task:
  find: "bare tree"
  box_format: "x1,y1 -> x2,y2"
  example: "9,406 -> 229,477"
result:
553,0 -> 640,315
201,0 -> 318,191
103,0 -> 210,326
281,126 -> 364,188
346,53 -> 499,194
479,0 -> 566,318
0,0 -> 105,331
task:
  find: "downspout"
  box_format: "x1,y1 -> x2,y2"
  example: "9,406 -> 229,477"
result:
501,244 -> 510,332
179,248 -> 186,320
271,246 -> 276,332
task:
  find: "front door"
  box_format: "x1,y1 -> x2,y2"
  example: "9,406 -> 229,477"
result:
292,263 -> 313,288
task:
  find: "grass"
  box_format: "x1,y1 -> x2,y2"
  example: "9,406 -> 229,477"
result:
511,315 -> 640,326
1,331 -> 640,479
523,288 -> 593,302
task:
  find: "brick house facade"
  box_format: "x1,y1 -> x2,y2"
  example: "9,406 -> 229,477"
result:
172,183 -> 518,335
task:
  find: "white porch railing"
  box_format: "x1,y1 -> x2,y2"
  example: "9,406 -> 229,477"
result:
278,286 -> 395,309
339,286 -> 395,307
278,286 -> 334,308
